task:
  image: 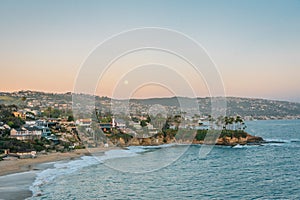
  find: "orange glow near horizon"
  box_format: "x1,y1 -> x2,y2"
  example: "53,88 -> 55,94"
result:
0,1 -> 300,102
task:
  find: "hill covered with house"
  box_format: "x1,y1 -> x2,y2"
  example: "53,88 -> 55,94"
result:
0,90 -> 299,158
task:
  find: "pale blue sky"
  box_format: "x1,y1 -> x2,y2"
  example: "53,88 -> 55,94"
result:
0,0 -> 299,101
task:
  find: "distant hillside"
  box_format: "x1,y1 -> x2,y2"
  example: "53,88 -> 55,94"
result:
1,91 -> 300,119
130,97 -> 192,107
0,96 -> 21,105
225,97 -> 300,118
131,96 -> 300,118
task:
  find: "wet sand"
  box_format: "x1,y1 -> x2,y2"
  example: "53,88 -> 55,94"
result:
0,171 -> 36,200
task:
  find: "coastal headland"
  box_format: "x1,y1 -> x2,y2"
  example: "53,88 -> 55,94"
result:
0,131 -> 263,176
111,130 -> 264,147
0,131 -> 262,200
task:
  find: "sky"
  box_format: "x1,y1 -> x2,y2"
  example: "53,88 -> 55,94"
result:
0,0 -> 299,102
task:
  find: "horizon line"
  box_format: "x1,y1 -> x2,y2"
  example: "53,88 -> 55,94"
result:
0,89 -> 299,103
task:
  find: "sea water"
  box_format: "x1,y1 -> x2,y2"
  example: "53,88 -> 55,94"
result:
29,120 -> 300,199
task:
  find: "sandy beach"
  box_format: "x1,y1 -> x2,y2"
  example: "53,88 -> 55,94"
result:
0,147 -> 117,200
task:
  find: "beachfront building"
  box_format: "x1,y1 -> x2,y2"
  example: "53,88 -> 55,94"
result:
10,127 -> 42,141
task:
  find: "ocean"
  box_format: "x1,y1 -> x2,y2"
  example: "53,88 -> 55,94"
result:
29,120 -> 300,199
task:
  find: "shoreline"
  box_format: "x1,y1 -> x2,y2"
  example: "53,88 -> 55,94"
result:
0,136 -> 265,177
0,141 -> 265,200
0,147 -> 116,177
0,147 -> 117,200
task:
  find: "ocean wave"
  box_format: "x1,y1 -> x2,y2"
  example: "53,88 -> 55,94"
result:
30,144 -> 182,197
126,146 -> 150,153
29,148 -> 143,198
102,149 -> 139,159
232,144 -> 259,149
29,156 -> 100,197
264,138 -> 300,144
290,139 -> 300,143
29,143 -> 189,197
262,138 -> 300,147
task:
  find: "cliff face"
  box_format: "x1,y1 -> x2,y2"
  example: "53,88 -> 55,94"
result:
115,132 -> 263,147
215,134 -> 263,146
127,135 -> 171,146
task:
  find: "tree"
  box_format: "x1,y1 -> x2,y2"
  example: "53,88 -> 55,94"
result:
0,105 -> 24,129
7,121 -> 14,128
224,116 -> 229,129
235,116 -> 243,130
100,116 -> 112,123
67,115 -> 74,122
51,109 -> 61,118
162,120 -> 170,139
229,117 -> 235,130
241,122 -> 247,130
140,120 -> 147,127
173,115 -> 181,130
146,115 -> 151,123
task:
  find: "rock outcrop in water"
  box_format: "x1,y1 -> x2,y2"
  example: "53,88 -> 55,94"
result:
215,134 -> 263,146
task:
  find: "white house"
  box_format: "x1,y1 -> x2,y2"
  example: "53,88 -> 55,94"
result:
10,127 -> 42,141
75,119 -> 92,127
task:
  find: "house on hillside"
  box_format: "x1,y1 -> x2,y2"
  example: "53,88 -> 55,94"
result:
10,127 -> 42,141
100,123 -> 112,132
13,111 -> 26,120
35,126 -> 52,137
75,119 -> 92,127
115,119 -> 126,129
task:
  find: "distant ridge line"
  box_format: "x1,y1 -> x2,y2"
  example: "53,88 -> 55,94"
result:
0,90 -> 299,104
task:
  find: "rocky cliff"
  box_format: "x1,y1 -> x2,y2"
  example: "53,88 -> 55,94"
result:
113,131 -> 264,147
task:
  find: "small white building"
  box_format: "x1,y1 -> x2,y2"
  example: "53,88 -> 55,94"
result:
75,119 -> 92,127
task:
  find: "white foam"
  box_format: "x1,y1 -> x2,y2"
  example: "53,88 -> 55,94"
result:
262,138 -> 299,147
140,143 -> 180,149
232,144 -> 245,148
126,146 -> 149,153
232,144 -> 259,149
264,138 -> 300,144
29,155 -> 99,197
29,146 -> 157,197
265,138 -> 290,143
102,149 -> 138,159
29,144 -> 187,197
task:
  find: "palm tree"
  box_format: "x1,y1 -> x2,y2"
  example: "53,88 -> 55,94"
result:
235,116 -> 243,130
229,117 -> 235,130
224,116 -> 229,130
241,122 -> 247,130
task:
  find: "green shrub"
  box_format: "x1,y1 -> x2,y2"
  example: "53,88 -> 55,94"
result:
195,130 -> 208,141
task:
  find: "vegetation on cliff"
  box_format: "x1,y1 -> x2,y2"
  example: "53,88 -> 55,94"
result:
99,113 -> 265,147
